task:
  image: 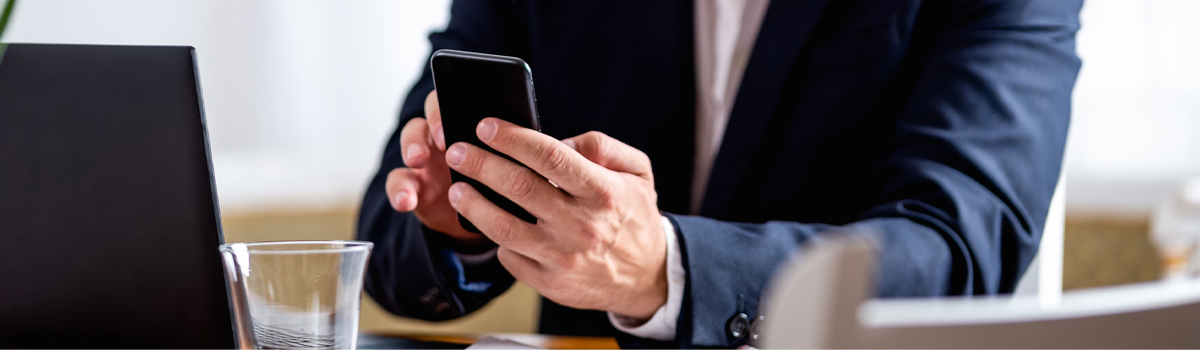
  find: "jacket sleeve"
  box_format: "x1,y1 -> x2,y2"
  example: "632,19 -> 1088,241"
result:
670,0 -> 1081,347
356,0 -> 532,321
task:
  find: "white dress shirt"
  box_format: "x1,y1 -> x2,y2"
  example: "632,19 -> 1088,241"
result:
608,0 -> 770,341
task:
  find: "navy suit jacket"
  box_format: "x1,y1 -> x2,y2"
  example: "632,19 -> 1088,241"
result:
357,0 -> 1082,347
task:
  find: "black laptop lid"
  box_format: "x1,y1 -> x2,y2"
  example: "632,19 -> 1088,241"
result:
0,44 -> 234,348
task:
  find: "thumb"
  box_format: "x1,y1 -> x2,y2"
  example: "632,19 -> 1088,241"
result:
563,131 -> 653,180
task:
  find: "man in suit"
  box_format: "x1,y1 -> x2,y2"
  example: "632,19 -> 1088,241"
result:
357,0 -> 1082,347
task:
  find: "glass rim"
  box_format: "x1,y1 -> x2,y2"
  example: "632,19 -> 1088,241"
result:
218,240 -> 373,255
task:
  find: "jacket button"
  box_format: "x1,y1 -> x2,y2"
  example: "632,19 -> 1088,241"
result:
433,301 -> 450,314
419,287 -> 440,305
726,312 -> 750,340
749,315 -> 765,341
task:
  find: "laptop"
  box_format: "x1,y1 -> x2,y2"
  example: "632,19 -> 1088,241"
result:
0,44 -> 235,348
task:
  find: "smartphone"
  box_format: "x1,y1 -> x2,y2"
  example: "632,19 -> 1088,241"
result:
429,49 -> 541,234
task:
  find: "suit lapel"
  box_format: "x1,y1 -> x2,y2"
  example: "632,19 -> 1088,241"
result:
699,0 -> 832,218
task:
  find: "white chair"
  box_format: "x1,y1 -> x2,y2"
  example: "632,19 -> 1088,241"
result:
757,238 -> 1200,348
1012,160 -> 1068,305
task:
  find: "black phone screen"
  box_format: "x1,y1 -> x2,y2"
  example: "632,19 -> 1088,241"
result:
430,49 -> 541,234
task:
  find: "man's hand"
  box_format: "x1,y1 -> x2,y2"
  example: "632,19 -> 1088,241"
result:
444,118 -> 668,320
385,91 -> 489,245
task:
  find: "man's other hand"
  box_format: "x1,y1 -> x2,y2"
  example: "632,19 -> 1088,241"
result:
445,118 -> 668,321
385,91 -> 489,246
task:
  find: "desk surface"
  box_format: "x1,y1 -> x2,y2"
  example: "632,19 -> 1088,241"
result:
362,332 -> 620,349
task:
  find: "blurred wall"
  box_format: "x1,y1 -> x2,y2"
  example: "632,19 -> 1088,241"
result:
1068,0 -> 1200,217
5,0 -> 451,213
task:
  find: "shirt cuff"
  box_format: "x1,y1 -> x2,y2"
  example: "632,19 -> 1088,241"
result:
440,247 -> 500,293
456,248 -> 499,266
608,216 -> 685,341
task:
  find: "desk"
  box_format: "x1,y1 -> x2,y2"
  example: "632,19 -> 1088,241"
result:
361,332 -> 620,349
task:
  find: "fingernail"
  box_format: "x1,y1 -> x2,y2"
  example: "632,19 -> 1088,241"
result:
448,183 -> 463,206
446,143 -> 466,167
434,123 -> 446,150
405,144 -> 427,163
477,119 -> 497,142
563,139 -> 576,150
392,191 -> 409,209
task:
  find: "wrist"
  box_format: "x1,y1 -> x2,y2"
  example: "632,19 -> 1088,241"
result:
626,264 -> 670,321
613,216 -> 670,321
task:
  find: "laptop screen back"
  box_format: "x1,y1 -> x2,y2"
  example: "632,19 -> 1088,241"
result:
0,44 -> 234,348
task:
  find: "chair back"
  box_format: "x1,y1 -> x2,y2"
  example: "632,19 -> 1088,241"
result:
758,238 -> 1200,348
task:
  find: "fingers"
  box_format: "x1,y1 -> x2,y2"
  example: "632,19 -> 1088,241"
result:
496,247 -> 543,286
564,131 -> 654,181
385,168 -> 421,212
424,90 -> 442,126
399,117 -> 434,168
475,118 -> 609,198
398,91 -> 447,168
445,142 -> 572,217
448,182 -> 547,258
424,90 -> 446,150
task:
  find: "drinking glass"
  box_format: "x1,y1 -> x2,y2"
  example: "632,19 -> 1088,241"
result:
1152,179 -> 1200,279
219,241 -> 373,349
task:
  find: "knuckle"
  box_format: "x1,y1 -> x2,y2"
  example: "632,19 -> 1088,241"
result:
506,171 -> 539,201
537,143 -> 571,172
592,182 -> 618,207
496,128 -> 518,147
488,216 -> 516,245
553,254 -> 577,272
582,131 -> 606,142
462,148 -> 486,174
636,148 -> 651,164
576,226 -> 602,248
592,134 -> 612,154
581,131 -> 607,157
